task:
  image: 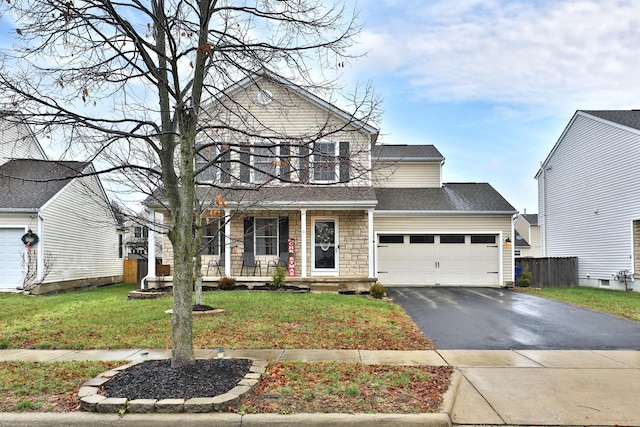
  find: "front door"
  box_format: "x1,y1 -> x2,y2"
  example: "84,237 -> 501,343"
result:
312,219 -> 338,275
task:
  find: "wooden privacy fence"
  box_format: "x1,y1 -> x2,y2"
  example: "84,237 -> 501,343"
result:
515,257 -> 578,288
123,259 -> 149,286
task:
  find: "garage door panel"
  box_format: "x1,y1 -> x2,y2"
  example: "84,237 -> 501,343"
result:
0,228 -> 25,288
377,234 -> 500,287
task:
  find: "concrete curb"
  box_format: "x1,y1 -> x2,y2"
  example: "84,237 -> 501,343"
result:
0,412 -> 452,426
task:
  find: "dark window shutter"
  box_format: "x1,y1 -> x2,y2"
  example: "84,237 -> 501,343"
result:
299,144 -> 309,183
221,149 -> 231,184
240,147 -> 251,183
278,216 -> 289,254
280,142 -> 290,181
243,217 -> 254,253
339,141 -> 350,182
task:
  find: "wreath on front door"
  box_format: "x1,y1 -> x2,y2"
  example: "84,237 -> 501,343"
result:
315,223 -> 334,251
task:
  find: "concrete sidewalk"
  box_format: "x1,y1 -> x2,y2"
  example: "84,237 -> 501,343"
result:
1,348 -> 640,426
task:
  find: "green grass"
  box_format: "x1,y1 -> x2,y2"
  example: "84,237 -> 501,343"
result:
238,362 -> 452,414
517,287 -> 640,321
0,361 -> 124,412
0,283 -> 432,350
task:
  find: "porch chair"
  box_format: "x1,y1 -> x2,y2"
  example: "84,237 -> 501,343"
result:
206,257 -> 225,276
241,252 -> 261,276
267,252 -> 290,274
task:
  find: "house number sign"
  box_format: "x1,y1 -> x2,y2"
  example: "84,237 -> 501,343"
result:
287,238 -> 295,276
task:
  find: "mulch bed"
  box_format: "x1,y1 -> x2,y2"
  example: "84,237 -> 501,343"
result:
102,359 -> 252,400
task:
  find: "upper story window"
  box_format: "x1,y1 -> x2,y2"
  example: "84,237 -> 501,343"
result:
313,141 -> 338,182
134,226 -> 149,239
196,143 -> 231,184
252,144 -> 279,184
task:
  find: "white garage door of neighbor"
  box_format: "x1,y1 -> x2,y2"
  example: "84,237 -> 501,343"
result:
377,234 -> 500,286
0,228 -> 25,289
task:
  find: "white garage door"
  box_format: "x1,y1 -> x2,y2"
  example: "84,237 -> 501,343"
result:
377,234 -> 500,287
0,228 -> 25,289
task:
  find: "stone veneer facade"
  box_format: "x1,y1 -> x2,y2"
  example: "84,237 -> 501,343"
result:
160,209 -> 370,279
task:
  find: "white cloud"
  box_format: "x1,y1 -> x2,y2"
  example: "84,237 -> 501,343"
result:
351,0 -> 640,110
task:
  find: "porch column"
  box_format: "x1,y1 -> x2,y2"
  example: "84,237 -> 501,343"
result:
224,209 -> 231,277
300,208 -> 307,278
37,214 -> 44,281
147,208 -> 156,284
368,209 -> 374,278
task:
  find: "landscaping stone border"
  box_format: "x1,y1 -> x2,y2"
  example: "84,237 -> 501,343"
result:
79,358 -> 266,414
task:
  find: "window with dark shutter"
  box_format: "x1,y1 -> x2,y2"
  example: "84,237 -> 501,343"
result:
280,142 -> 291,181
299,143 -> 309,183
240,146 -> 250,183
243,217 -> 254,253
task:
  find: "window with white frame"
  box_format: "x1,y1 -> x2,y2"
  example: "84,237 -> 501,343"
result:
252,144 -> 279,184
201,219 -> 220,255
313,141 -> 337,182
255,217 -> 278,256
195,144 -> 216,182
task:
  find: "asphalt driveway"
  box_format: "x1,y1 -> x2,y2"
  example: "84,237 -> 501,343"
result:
388,287 -> 640,350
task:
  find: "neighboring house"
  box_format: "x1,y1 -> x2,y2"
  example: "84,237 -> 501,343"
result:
123,212 -> 163,261
0,111 -> 48,163
514,213 -> 541,257
0,114 -> 123,294
536,110 -> 640,291
144,70 -> 517,290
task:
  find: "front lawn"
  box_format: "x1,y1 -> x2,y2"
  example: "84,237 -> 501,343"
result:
517,286 -> 640,321
0,283 -> 432,350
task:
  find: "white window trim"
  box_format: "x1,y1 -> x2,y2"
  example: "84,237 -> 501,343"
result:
311,140 -> 339,184
195,143 -> 217,183
251,143 -> 280,184
254,217 -> 279,256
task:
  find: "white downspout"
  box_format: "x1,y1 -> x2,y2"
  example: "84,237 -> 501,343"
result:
37,213 -> 44,281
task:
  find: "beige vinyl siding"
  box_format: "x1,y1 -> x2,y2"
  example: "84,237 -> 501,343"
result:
538,113 -> 640,281
373,161 -> 441,188
39,174 -> 122,284
205,80 -> 372,186
0,213 -> 32,228
374,214 -> 513,285
0,120 -> 46,164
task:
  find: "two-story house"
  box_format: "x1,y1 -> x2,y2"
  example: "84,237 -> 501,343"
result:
537,110 -> 640,291
143,70 -> 517,290
514,213 -> 541,257
0,112 -> 123,293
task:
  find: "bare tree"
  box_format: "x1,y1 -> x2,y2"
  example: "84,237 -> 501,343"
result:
0,0 -> 380,368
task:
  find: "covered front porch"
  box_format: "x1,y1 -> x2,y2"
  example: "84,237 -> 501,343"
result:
143,187 -> 379,293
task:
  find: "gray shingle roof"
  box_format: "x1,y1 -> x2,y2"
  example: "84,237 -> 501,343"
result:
521,213 -> 538,225
0,159 -> 89,209
375,183 -> 516,212
146,186 -> 378,209
581,110 -> 640,131
372,144 -> 444,160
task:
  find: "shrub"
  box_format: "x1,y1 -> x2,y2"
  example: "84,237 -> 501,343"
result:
218,276 -> 237,290
517,265 -> 533,287
271,266 -> 286,288
370,283 -> 387,299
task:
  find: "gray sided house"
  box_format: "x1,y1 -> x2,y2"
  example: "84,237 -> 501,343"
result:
144,70 -> 517,291
537,110 -> 640,291
0,158 -> 123,293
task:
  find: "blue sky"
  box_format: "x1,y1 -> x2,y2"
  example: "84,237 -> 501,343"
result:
338,0 -> 640,213
2,0 -> 639,213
